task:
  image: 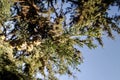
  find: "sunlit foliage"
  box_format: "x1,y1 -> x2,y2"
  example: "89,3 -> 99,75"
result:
0,0 -> 120,80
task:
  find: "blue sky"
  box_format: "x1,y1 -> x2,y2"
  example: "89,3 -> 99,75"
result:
75,6 -> 120,80
77,34 -> 120,80
58,32 -> 120,80
58,5 -> 120,80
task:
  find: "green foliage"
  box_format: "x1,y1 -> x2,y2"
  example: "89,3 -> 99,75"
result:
0,0 -> 120,80
0,0 -> 13,25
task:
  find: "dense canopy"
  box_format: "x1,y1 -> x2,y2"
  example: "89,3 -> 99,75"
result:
0,0 -> 120,80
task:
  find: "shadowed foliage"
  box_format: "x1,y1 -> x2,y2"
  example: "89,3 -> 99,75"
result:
0,0 -> 120,80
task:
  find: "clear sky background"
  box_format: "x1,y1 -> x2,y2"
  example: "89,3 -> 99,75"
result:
59,29 -> 120,80
58,6 -> 120,80
77,6 -> 120,80
77,33 -> 120,80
